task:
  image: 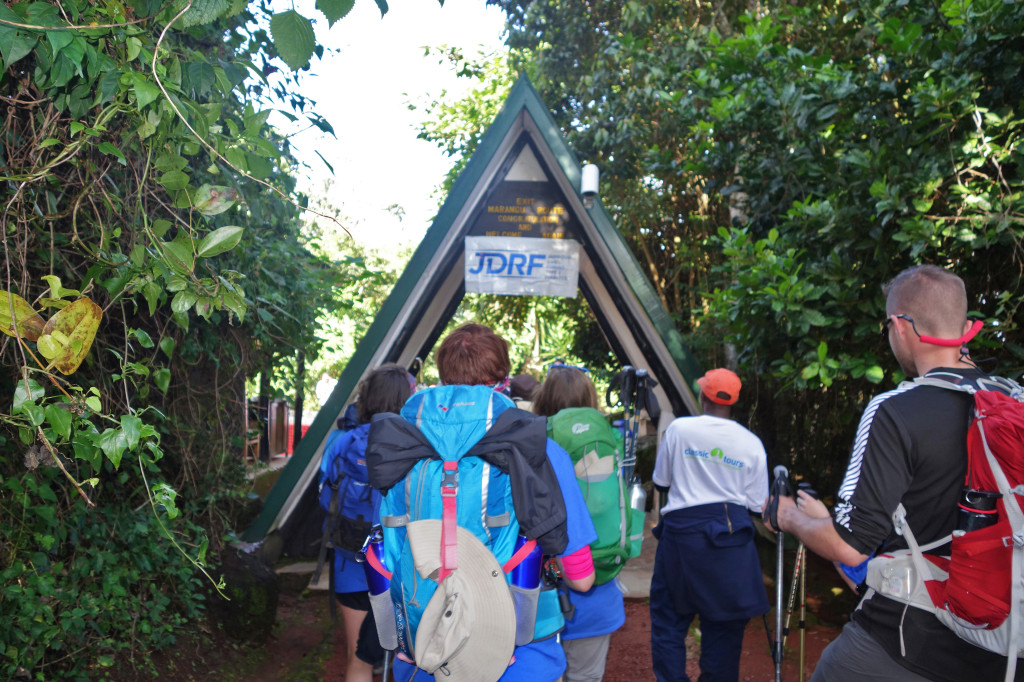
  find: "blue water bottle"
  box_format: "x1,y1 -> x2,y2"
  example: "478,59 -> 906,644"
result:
362,526 -> 398,651
362,527 -> 389,595
509,535 -> 543,646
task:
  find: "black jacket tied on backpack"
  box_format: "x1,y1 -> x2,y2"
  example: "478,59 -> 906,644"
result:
366,408 -> 569,556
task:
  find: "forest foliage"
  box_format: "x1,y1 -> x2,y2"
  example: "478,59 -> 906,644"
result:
437,0 -> 1023,486
0,0 -> 397,676
2,0 -> 1023,677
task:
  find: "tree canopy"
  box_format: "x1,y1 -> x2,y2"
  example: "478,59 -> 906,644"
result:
432,0 -> 1024,484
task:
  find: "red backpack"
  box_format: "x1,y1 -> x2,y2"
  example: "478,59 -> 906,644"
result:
865,374 -> 1024,682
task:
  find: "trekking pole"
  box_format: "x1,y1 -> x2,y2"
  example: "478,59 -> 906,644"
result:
774,491 -> 785,682
626,370 -> 649,484
799,547 -> 807,682
768,465 -> 792,682
782,542 -> 804,649
625,368 -> 661,486
795,483 -> 817,682
622,367 -> 638,483
608,367 -> 638,482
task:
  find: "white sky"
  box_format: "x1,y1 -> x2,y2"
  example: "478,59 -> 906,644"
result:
271,0 -> 508,251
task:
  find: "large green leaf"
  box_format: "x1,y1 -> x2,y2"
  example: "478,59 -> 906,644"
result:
44,404 -> 73,440
0,5 -> 36,68
184,61 -> 218,97
158,170 -> 190,191
46,29 -> 74,55
159,238 -> 195,274
41,275 -> 81,300
181,0 -> 231,27
152,482 -> 181,519
13,378 -> 44,412
73,432 -> 102,471
120,414 -> 142,450
130,73 -> 162,111
171,290 -> 198,315
270,11 -> 315,70
197,226 -> 244,257
96,427 -> 128,468
153,367 -> 171,393
315,0 -> 354,27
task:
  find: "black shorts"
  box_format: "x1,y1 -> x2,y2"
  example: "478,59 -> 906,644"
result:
355,605 -> 385,666
336,590 -> 370,611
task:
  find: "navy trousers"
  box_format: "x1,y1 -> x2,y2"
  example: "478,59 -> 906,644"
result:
649,504 -> 769,682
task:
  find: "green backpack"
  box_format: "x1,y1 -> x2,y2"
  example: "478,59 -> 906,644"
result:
547,406 -> 642,584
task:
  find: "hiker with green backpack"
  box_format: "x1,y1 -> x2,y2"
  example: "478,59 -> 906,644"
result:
533,363 -> 642,682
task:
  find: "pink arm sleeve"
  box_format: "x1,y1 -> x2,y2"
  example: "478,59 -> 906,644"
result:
559,545 -> 594,581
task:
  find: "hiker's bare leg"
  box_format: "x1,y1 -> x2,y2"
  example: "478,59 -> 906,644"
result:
341,603 -> 374,682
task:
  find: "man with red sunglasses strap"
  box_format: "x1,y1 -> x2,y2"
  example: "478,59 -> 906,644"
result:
767,264 -> 1017,681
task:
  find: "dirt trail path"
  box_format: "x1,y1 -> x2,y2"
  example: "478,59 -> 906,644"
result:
188,517 -> 855,681
237,575 -> 848,681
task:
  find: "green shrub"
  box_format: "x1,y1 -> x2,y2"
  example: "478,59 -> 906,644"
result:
0,471 -> 206,680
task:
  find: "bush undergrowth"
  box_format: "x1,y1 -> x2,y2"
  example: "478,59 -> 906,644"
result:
0,471 -> 206,679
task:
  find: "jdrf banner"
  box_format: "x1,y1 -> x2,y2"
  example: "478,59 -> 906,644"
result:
464,236 -> 580,298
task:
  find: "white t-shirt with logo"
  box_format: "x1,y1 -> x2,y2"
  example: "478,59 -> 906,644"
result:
653,415 -> 768,514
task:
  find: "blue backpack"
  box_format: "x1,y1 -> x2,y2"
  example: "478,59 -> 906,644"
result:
366,386 -> 568,664
313,424 -> 376,584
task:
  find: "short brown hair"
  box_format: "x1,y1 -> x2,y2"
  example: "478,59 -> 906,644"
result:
357,363 -> 413,423
435,324 -> 511,386
531,366 -> 599,417
884,265 -> 968,338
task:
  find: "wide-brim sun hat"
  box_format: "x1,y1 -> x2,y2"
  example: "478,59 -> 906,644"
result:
406,519 -> 516,682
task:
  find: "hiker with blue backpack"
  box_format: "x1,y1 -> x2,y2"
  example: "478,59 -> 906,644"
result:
365,323 -> 597,682
532,363 -> 640,682
649,367 -> 771,682
316,364 -> 415,682
767,265 -> 1024,681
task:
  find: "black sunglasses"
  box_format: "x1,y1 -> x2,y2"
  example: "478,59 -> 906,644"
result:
880,313 -> 918,340
546,362 -> 590,376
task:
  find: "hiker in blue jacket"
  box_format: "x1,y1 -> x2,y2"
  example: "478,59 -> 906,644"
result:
320,364 -> 415,682
371,323 -> 597,682
532,364 -> 626,682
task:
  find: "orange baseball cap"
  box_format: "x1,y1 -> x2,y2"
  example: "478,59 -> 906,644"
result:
697,368 -> 742,405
